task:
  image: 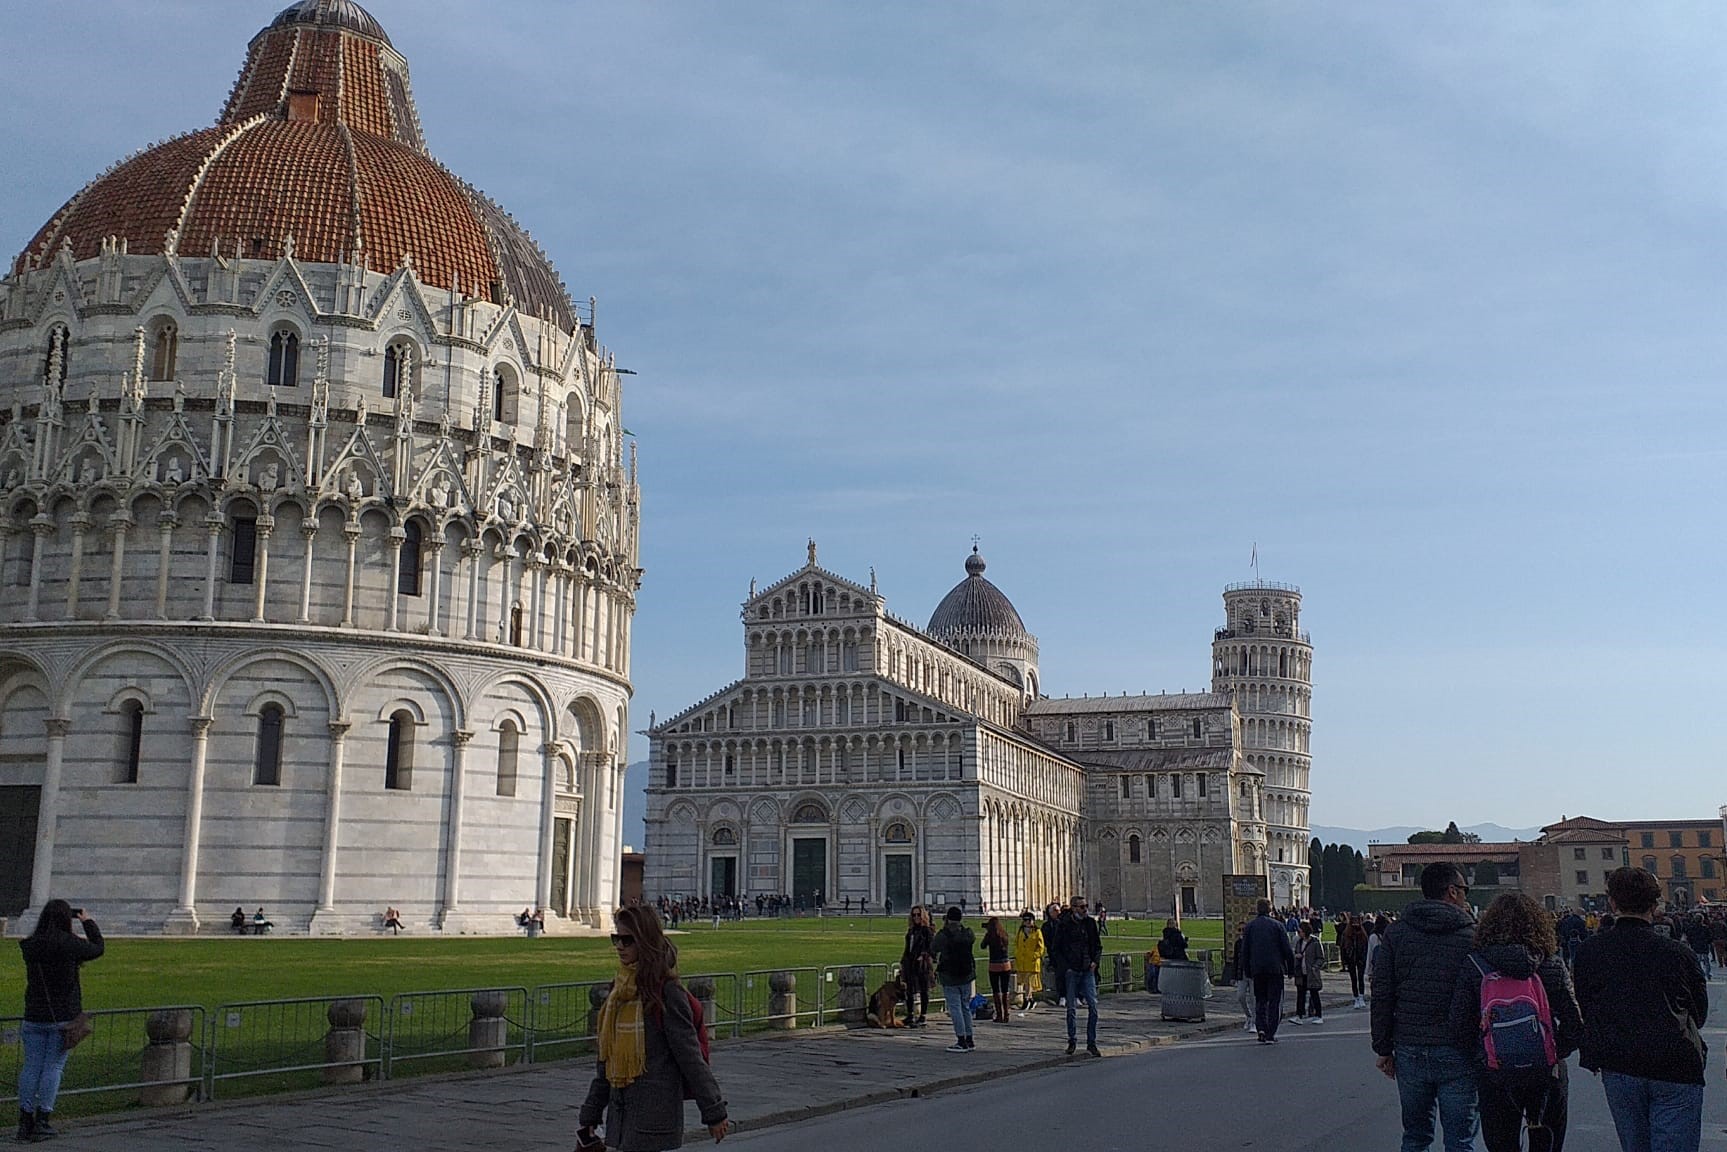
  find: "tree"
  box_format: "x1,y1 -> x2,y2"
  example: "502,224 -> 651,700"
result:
1407,830 -> 1446,845
1309,837 -> 1324,908
1441,821 -> 1466,844
1475,860 -> 1500,886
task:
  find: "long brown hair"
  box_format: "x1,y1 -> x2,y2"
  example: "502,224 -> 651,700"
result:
983,916 -> 1007,950
1475,892 -> 1558,958
614,904 -> 678,1014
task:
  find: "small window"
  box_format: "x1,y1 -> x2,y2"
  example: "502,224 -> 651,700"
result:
1171,774 -> 1183,799
1575,871 -> 1589,886
1573,847 -> 1586,861
1198,774 -> 1208,797
266,329 -> 300,387
724,753 -> 735,776
118,699 -> 144,784
229,517 -> 258,584
1120,775 -> 1131,799
1064,722 -> 1075,743
1128,834 -> 1141,864
495,720 -> 519,797
149,321 -> 178,382
382,341 -> 413,399
1641,832 -> 1655,849
1670,831 -> 1685,849
1191,717 -> 1203,738
254,704 -> 284,786
491,367 -> 514,423
666,759 -> 678,787
1702,857 -> 1716,879
1601,847 -> 1616,860
1147,718 -> 1157,738
1104,720 -> 1115,741
713,827 -> 737,846
1672,855 -> 1688,879
1147,775 -> 1157,798
509,604 -> 523,646
1642,855 -> 1658,873
1700,830 -> 1714,848
384,710 -> 415,790
398,521 -> 423,596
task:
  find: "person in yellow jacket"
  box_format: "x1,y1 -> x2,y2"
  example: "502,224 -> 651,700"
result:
1012,909 -> 1046,1011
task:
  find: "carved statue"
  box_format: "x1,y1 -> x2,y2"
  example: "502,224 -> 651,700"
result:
2,469 -> 17,490
258,462 -> 280,491
346,471 -> 365,502
497,493 -> 515,523
164,457 -> 185,485
429,477 -> 450,509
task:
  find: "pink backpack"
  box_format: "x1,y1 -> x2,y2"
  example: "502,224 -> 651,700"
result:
1472,956 -> 1558,1072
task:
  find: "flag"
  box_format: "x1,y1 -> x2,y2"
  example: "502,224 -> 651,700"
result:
1250,542 -> 1257,571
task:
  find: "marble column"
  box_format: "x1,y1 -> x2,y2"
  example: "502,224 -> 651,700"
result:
164,717 -> 214,933
154,515 -> 176,619
385,526 -> 405,631
297,519 -> 317,623
200,517 -> 223,621
425,540 -> 446,635
439,729 -> 473,924
64,512 -> 90,618
26,718 -> 71,911
25,519 -> 51,620
104,513 -> 131,620
250,514 -> 273,623
537,743 -> 558,914
309,721 -> 350,934
340,523 -> 360,627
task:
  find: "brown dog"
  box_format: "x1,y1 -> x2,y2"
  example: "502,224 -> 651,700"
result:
866,979 -> 904,1028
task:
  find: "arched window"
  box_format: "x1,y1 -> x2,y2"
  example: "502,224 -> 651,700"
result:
665,759 -> 678,788
495,720 -> 519,797
492,366 -> 516,423
713,827 -> 737,846
266,329 -> 300,388
1128,834 -> 1141,864
382,340 -> 413,399
1672,855 -> 1688,879
1642,855 -> 1658,874
254,703 -> 284,785
229,514 -> 258,584
117,699 -> 144,784
1191,717 -> 1203,738
398,521 -> 423,596
385,710 -> 415,790
792,802 -> 827,824
149,321 -> 178,382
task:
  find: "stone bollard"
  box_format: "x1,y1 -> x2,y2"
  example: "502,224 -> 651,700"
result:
1112,953 -> 1131,992
322,999 -> 369,1085
768,970 -> 797,1030
469,991 -> 509,1069
587,982 -> 613,1039
139,1009 -> 195,1106
836,966 -> 868,1027
686,976 -> 717,1041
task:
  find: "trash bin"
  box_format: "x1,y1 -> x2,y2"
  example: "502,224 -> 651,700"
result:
1159,960 -> 1206,1022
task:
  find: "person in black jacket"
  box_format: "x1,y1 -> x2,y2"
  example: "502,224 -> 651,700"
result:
1371,862 -> 1478,1152
1448,893 -> 1583,1152
1159,919 -> 1189,962
932,907 -> 977,1052
17,900 -> 104,1142
1574,867 -> 1708,1152
1055,896 -> 1102,1057
900,906 -> 935,1028
1239,897 -> 1295,1043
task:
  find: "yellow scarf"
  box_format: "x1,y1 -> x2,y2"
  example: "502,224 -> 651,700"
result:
597,965 -> 647,1088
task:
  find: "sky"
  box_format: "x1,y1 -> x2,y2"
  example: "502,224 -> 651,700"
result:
3,2 -> 1724,831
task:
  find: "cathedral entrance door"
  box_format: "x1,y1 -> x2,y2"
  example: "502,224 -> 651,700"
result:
884,854 -> 913,911
710,855 -> 737,899
1180,885 -> 1197,916
0,786 -> 40,917
551,818 -> 573,916
791,838 -> 826,908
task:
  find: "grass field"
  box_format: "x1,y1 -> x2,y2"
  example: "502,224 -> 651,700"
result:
76,915 -> 1225,1012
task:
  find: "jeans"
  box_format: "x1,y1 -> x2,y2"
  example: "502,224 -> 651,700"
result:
1236,978 -> 1255,1023
18,1022 -> 69,1113
1479,1065 -> 1567,1152
1252,973 -> 1284,1038
1394,1044 -> 1479,1152
1600,1071 -> 1704,1152
940,982 -> 973,1040
1064,968 -> 1098,1046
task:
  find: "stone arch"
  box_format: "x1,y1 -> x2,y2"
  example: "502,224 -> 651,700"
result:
566,694 -> 608,754
346,653 -> 466,729
61,640 -> 198,721
200,646 -> 338,720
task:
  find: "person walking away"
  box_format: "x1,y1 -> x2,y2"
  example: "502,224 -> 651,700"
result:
1556,909 -> 1586,969
981,917 -> 1013,1023
1040,902 -> 1065,1008
1370,861 -> 1479,1152
1681,915 -> 1711,981
1012,911 -> 1045,1012
932,907 -> 977,1052
1055,896 -> 1102,1057
1342,915 -> 1370,1009
1230,922 -> 1256,1033
17,900 -> 104,1142
578,905 -> 728,1149
900,906 -> 934,1028
1292,920 -> 1324,1025
1240,897 -> 1295,1043
1160,918 -> 1189,962
1447,893 -> 1583,1152
1574,867 -> 1708,1152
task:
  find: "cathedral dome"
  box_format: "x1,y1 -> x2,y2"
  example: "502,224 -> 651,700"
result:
926,547 -> 1031,642
12,1 -> 575,328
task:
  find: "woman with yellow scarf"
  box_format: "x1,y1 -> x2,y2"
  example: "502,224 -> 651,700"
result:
578,906 -> 729,1149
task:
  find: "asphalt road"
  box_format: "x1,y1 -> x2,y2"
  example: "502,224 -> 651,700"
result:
726,988 -> 1727,1152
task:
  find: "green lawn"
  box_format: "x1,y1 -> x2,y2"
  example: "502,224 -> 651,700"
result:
76,915 -> 1224,1012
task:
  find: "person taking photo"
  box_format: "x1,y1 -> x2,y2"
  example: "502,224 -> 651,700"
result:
17,900 -> 103,1142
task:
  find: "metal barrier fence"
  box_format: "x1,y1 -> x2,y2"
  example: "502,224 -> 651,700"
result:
818,963 -> 895,1025
738,967 -> 821,1030
0,1006 -> 207,1109
208,995 -> 384,1099
385,987 -> 529,1077
684,973 -> 742,1039
525,980 -> 611,1063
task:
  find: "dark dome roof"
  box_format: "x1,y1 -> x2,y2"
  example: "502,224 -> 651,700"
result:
14,3 -> 576,329
926,548 -> 1032,641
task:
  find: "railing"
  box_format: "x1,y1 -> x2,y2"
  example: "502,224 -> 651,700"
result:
0,1006 -> 207,1110
685,973 -> 743,1039
208,995 -> 383,1099
818,963 -> 895,1025
1224,580 -> 1302,594
525,981 -> 610,1063
738,967 -> 821,1031
385,987 -> 529,1077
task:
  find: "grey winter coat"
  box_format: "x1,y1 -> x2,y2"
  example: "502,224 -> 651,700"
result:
579,978 -> 726,1151
1370,899 -> 1476,1057
1295,936 -> 1324,990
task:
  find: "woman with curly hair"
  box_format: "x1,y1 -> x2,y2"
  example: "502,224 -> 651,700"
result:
1448,893 -> 1583,1152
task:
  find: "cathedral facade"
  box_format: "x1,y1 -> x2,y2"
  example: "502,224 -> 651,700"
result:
0,2 -> 640,934
644,549 -> 1314,915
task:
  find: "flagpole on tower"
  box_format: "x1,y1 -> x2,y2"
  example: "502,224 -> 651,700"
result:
1251,542 -> 1259,580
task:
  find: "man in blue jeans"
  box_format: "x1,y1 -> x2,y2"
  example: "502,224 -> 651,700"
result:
1575,866 -> 1708,1152
1055,896 -> 1102,1057
1370,862 -> 1478,1152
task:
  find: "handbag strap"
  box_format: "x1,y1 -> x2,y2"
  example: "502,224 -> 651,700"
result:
29,960 -> 61,1026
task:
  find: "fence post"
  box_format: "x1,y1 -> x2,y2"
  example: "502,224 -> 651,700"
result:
469,992 -> 508,1069
1112,953 -> 1131,992
140,1009 -> 196,1106
769,970 -> 796,1030
837,967 -> 867,1027
324,999 -> 369,1085
687,977 -> 716,1041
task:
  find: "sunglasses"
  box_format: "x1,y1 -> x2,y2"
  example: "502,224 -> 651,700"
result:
609,933 -> 636,947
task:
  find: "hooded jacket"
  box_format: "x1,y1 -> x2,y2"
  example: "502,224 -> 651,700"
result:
1574,919 -> 1708,1085
1159,926 -> 1189,962
1447,943 -> 1583,1070
1370,898 -> 1476,1056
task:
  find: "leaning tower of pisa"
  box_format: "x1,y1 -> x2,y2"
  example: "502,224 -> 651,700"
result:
1212,582 -> 1313,907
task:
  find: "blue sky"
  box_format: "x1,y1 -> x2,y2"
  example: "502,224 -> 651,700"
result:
4,2 -> 1723,830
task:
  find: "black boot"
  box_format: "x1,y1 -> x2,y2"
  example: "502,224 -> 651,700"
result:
31,1112 -> 55,1140
15,1110 -> 33,1144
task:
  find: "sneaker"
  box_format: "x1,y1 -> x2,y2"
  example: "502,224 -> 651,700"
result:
1086,1044 -> 1101,1058
946,1041 -> 968,1053
1065,1039 -> 1076,1056
1256,1032 -> 1269,1044
1289,1016 -> 1305,1025
1243,1022 -> 1257,1033
1310,1017 -> 1324,1026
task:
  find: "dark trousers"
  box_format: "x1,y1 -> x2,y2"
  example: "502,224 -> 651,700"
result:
1252,973 -> 1284,1038
1294,984 -> 1320,1018
1478,1065 -> 1567,1152
902,970 -> 930,1021
1345,961 -> 1365,997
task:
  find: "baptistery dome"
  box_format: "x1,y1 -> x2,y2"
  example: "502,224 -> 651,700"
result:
0,2 -> 638,938
926,548 -> 1039,698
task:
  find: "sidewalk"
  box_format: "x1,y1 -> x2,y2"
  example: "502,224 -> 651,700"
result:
53,988 -> 1361,1150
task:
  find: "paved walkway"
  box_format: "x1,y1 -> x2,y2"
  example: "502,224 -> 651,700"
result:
53,987 -> 1359,1150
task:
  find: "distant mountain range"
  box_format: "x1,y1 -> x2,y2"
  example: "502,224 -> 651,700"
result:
1311,823 -> 1545,853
